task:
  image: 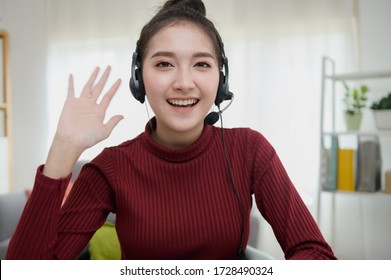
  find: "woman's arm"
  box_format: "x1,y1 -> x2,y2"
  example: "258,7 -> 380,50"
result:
250,132 -> 336,260
6,67 -> 122,259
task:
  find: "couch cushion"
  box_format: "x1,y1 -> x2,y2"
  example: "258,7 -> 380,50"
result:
0,192 -> 28,241
89,222 -> 120,260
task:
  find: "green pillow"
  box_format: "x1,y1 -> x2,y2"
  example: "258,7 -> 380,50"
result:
89,222 -> 121,260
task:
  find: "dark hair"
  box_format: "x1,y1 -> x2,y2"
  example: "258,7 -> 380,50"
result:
136,0 -> 225,68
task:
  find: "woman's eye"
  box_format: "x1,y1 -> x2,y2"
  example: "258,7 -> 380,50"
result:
195,62 -> 211,68
156,61 -> 172,68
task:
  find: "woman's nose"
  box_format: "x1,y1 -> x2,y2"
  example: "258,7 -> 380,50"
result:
173,68 -> 195,92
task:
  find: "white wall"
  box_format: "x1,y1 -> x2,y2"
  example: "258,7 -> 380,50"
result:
0,0 -> 48,191
360,0 -> 391,71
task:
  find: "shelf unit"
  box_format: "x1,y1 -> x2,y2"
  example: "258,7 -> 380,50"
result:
317,56 -> 391,225
0,30 -> 13,192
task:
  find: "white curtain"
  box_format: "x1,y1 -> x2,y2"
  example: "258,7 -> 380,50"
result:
45,0 -> 356,212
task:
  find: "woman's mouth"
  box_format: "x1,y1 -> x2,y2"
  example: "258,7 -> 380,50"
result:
167,98 -> 199,108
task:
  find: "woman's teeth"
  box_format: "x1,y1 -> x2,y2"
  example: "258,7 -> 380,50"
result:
168,99 -> 198,107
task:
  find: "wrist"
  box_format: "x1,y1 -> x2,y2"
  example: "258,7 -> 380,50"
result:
52,133 -> 86,155
43,136 -> 85,179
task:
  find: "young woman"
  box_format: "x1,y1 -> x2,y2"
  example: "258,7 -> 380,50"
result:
7,0 -> 336,260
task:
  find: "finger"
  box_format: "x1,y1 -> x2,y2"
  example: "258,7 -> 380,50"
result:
91,66 -> 111,98
104,115 -> 124,137
81,67 -> 100,98
68,74 -> 75,98
100,79 -> 121,108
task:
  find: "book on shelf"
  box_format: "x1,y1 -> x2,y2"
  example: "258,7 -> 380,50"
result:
321,134 -> 384,193
321,135 -> 338,191
337,148 -> 355,192
356,138 -> 382,192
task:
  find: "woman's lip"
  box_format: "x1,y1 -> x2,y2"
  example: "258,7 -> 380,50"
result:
166,99 -> 199,112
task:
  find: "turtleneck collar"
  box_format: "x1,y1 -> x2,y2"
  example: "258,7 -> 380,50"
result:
140,117 -> 216,163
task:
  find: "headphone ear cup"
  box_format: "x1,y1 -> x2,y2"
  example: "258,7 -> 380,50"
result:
129,52 -> 146,104
129,67 -> 146,103
215,71 -> 228,106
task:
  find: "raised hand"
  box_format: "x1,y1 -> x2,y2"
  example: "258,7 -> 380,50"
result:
43,66 -> 123,179
57,66 -> 123,150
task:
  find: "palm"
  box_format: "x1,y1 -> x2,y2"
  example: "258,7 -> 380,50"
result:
55,66 -> 123,151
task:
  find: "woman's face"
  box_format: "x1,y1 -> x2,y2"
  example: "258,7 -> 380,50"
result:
142,21 -> 220,148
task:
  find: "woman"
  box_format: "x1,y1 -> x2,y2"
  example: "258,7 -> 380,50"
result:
7,0 -> 336,260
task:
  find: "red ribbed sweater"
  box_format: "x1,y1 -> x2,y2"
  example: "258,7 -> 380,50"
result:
6,120 -> 336,259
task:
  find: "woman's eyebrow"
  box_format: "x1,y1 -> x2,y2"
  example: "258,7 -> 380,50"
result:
193,52 -> 215,59
150,51 -> 215,59
150,51 -> 174,58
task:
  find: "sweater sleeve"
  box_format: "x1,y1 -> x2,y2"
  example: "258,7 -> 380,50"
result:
250,132 -> 336,260
6,160 -> 114,260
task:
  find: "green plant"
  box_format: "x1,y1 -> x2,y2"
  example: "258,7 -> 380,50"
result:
342,81 -> 369,115
370,92 -> 391,110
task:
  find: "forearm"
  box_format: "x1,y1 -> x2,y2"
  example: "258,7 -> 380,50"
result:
252,144 -> 336,260
7,160 -> 113,260
6,166 -> 70,259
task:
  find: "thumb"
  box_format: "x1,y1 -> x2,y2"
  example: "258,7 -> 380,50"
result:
104,115 -> 124,135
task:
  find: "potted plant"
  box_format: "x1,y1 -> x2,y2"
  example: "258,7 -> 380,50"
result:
370,92 -> 391,130
342,81 -> 369,131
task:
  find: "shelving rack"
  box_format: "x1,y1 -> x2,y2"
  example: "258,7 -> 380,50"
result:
317,56 -> 391,242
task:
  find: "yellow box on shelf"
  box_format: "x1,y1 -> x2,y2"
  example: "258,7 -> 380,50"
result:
337,148 -> 355,192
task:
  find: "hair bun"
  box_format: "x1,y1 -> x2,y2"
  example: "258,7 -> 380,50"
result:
160,0 -> 206,17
